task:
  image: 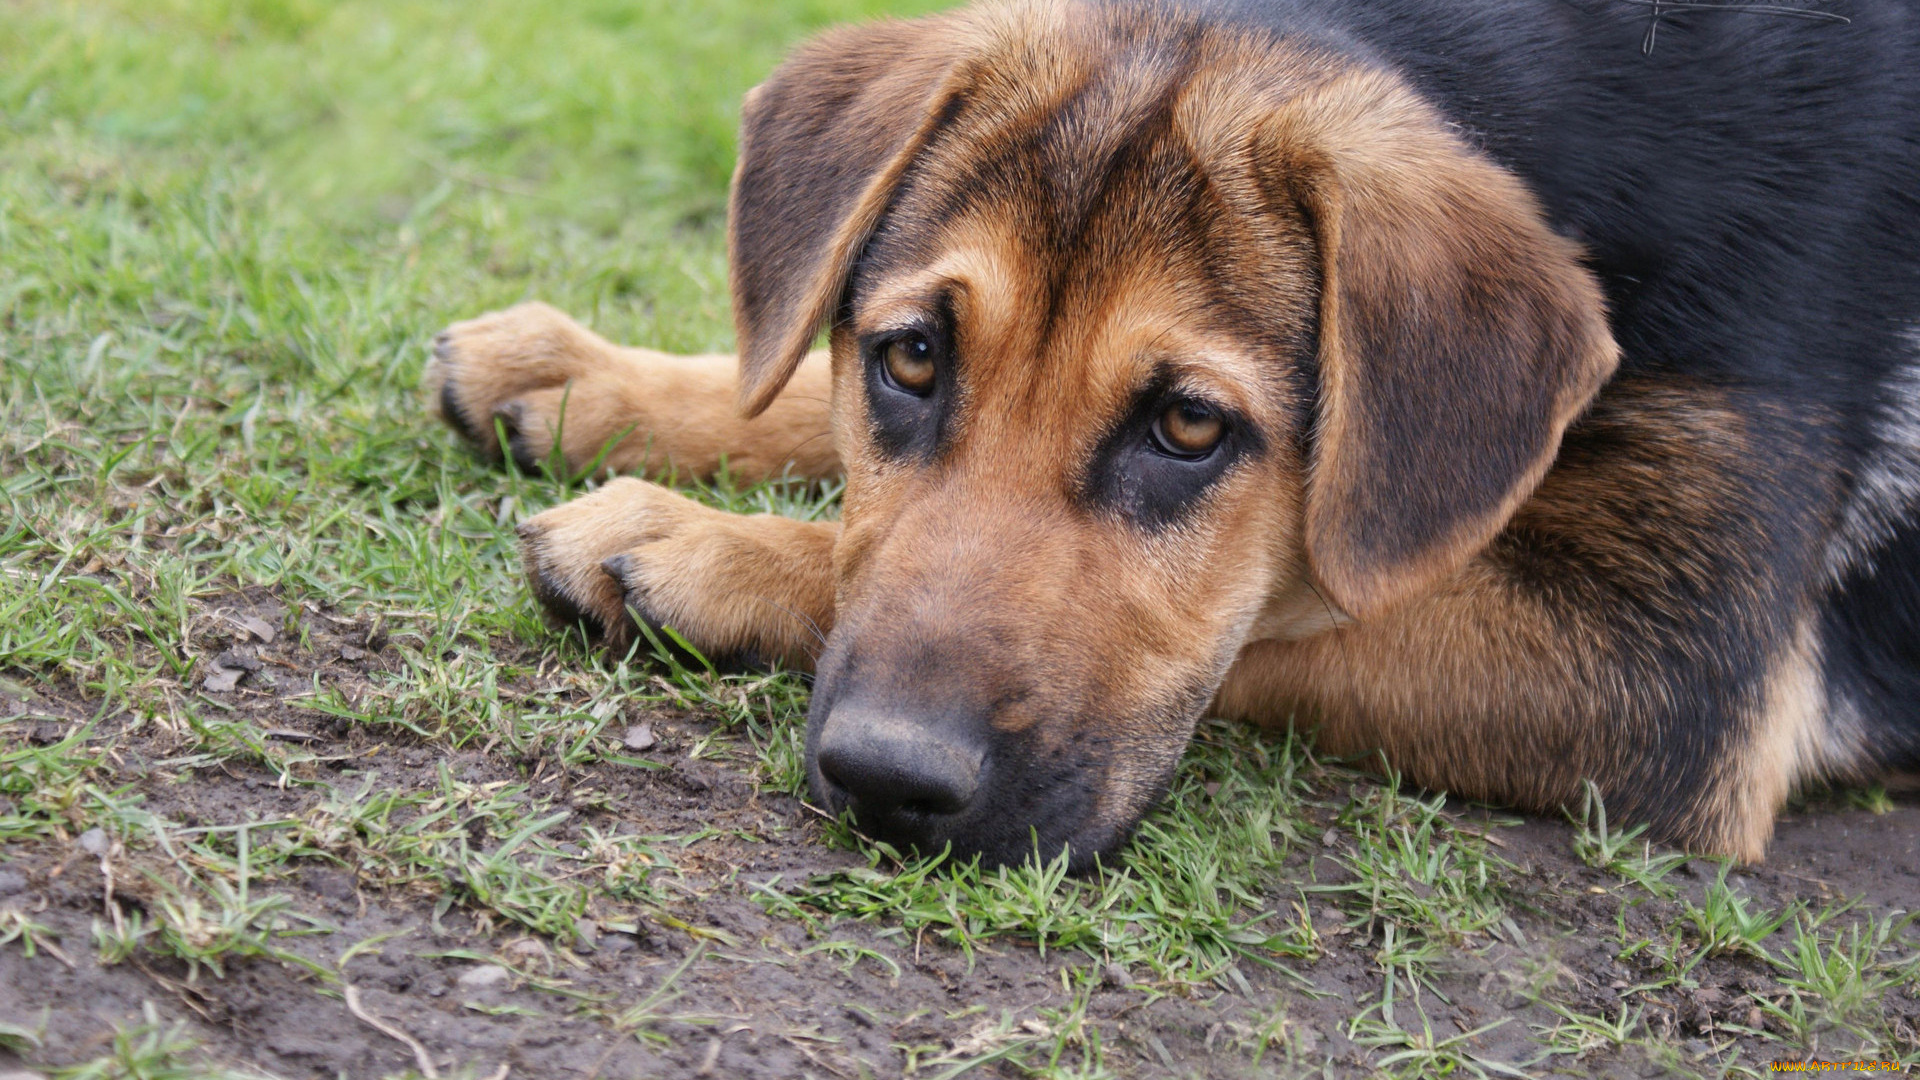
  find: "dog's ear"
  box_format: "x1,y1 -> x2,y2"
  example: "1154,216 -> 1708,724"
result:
1262,73 -> 1619,620
729,17 -> 965,417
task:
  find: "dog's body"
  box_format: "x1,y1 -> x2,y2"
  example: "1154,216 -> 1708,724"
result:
429,0 -> 1920,866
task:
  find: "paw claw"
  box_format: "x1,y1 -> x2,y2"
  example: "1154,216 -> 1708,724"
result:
438,378 -> 474,441
530,578 -> 610,640
516,480 -> 745,663
521,531 -> 622,644
424,304 -> 614,475
492,404 -> 546,473
488,401 -> 549,473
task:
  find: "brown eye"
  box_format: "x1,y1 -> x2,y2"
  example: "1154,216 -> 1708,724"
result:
1151,400 -> 1225,458
882,333 -> 937,395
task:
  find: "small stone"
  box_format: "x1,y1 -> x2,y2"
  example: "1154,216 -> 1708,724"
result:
503,938 -> 547,963
28,721 -> 63,746
574,918 -> 599,952
339,645 -> 367,661
213,648 -> 262,672
0,868 -> 29,895
1202,781 -> 1222,798
456,964 -> 511,990
77,827 -> 109,855
203,666 -> 243,693
1101,962 -> 1133,989
623,723 -> 657,752
235,615 -> 278,643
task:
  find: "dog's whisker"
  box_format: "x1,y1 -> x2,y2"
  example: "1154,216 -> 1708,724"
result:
1610,0 -> 1848,21
1304,579 -> 1341,635
749,594 -> 830,657
776,430 -> 840,478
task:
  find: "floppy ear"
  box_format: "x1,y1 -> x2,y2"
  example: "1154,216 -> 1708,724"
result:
728,16 -> 965,417
1263,72 -> 1619,620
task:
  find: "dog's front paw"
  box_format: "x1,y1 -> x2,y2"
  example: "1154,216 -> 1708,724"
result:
517,478 -> 727,654
519,477 -> 834,669
427,302 -> 623,473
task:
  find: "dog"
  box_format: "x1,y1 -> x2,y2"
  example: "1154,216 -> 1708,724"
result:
426,0 -> 1920,869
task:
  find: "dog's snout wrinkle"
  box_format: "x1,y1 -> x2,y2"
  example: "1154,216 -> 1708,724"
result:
817,709 -> 983,818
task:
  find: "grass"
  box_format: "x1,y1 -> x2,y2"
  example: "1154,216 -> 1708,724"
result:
1766,906 -> 1920,1048
1570,780 -> 1692,897
1681,865 -> 1798,966
3,1 -> 1920,1077
37,1002 -> 277,1080
757,720 -> 1321,985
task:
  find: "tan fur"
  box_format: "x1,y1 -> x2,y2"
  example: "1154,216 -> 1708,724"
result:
1720,616 -> 1828,860
516,477 -> 838,667
428,302 -> 838,482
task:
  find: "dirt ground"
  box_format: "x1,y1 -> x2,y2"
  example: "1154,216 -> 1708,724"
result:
1,594 -> 1916,1079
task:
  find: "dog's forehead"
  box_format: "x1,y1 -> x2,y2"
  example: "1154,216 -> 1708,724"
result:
872,15 -> 1209,270
847,33 -> 1319,423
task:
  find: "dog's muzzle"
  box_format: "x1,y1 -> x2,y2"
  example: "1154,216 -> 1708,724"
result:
804,683 -> 1116,870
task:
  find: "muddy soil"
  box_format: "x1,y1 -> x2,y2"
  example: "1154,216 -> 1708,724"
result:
1,596 -> 1916,1078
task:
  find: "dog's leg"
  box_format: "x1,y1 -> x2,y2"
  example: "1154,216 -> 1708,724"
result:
516,477 -> 838,669
1217,584 -> 1816,862
426,302 -> 838,482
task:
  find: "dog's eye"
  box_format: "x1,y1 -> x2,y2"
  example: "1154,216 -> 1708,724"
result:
1150,401 -> 1225,459
881,333 -> 937,396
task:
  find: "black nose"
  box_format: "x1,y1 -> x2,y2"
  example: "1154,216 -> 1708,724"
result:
816,708 -> 984,819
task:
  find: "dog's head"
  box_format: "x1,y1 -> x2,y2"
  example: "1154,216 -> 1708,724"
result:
729,1 -> 1617,868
